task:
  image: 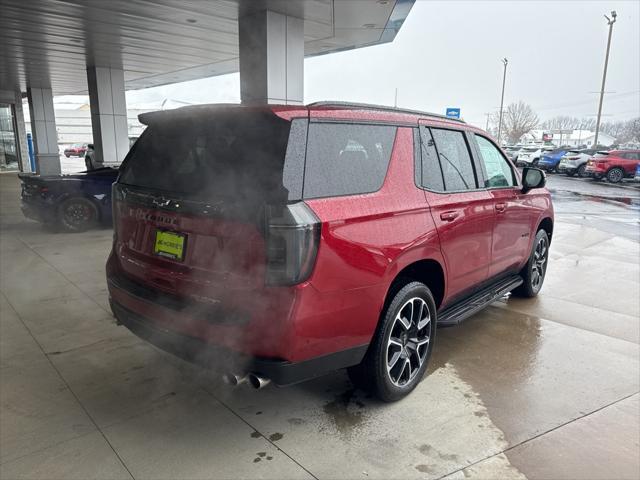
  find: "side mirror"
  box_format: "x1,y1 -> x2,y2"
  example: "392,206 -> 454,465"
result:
522,167 -> 546,193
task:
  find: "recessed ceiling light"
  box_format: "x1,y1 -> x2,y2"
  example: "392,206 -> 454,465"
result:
363,23 -> 377,28
186,18 -> 197,23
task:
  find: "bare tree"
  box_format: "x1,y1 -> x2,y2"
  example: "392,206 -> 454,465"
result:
541,116 -> 580,131
600,120 -> 626,141
502,101 -> 539,144
577,117 -> 597,131
485,111 -> 501,137
623,117 -> 640,143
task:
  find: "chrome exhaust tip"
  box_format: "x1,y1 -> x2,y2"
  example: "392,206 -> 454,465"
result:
248,373 -> 271,389
222,373 -> 248,386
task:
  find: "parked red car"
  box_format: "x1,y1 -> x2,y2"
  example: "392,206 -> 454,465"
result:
63,144 -> 88,157
584,149 -> 640,183
107,102 -> 553,401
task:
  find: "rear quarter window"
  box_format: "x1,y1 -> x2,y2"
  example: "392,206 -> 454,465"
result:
302,123 -> 397,199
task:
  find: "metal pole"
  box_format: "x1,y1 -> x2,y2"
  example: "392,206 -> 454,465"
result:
594,11 -> 617,147
497,58 -> 508,144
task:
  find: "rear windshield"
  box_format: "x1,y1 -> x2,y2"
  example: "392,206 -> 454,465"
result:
119,110 -> 292,202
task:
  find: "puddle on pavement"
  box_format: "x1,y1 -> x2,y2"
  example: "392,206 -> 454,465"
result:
550,188 -> 640,210
309,363 -> 526,477
321,388 -> 368,437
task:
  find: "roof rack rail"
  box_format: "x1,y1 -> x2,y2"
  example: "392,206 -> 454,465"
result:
306,101 -> 466,123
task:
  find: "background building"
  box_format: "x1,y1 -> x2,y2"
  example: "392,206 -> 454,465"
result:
520,129 -> 616,147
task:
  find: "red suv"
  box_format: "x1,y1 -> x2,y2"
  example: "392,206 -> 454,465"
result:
107,103 -> 553,401
585,149 -> 640,183
63,144 -> 88,157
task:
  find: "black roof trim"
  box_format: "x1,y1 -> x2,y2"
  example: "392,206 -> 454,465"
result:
307,101 -> 466,123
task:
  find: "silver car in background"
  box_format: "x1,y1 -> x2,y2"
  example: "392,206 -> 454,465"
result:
557,148 -> 600,177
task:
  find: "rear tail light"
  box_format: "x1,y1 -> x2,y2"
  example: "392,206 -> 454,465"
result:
265,202 -> 320,286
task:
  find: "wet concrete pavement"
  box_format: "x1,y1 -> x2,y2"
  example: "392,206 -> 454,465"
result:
1,172 -> 638,479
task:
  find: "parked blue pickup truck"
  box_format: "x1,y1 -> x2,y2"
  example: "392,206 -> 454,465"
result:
19,167 -> 118,232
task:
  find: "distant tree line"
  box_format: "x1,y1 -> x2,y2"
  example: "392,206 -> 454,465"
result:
488,102 -> 639,145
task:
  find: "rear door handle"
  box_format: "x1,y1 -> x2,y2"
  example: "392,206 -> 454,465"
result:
440,211 -> 459,222
495,203 -> 506,213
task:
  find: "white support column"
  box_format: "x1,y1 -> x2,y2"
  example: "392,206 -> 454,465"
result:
239,10 -> 304,105
27,87 -> 60,175
86,66 -> 129,166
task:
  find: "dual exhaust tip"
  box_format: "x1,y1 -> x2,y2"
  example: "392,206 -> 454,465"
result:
222,373 -> 271,390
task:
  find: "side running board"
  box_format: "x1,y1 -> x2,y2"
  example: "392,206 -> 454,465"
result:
437,275 -> 523,327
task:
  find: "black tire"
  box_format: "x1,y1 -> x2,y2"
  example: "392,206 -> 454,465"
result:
532,158 -> 539,166
606,167 -> 624,184
566,171 -> 575,177
514,229 -> 549,298
65,153 -> 70,158
577,164 -> 587,177
58,197 -> 98,232
348,281 -> 437,402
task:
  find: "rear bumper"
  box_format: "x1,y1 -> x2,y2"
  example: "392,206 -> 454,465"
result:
538,163 -> 556,171
556,165 -> 576,174
584,170 -> 604,179
110,299 -> 367,386
20,199 -> 55,223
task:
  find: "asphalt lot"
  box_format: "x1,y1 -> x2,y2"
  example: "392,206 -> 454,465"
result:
0,172 -> 638,479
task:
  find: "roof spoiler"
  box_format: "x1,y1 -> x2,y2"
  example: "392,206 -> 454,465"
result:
138,103 -> 247,125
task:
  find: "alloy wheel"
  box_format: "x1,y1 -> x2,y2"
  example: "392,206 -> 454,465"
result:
531,236 -> 548,291
608,169 -> 623,183
64,202 -> 92,227
386,297 -> 431,387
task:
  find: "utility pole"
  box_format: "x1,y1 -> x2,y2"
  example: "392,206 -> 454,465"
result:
394,88 -> 398,108
594,11 -> 617,147
497,58 -> 508,145
485,112 -> 491,131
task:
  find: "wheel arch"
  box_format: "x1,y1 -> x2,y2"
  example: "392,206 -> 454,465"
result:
385,258 -> 445,311
538,217 -> 554,244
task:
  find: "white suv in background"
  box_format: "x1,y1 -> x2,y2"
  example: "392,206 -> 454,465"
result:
516,146 -> 544,167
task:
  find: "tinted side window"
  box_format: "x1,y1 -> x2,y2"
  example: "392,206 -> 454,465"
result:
474,135 -> 516,188
416,127 -> 445,191
303,123 -> 397,198
430,128 -> 478,191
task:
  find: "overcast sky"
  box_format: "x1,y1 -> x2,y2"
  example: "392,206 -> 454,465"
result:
94,1 -> 640,129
